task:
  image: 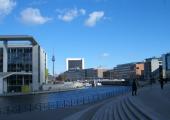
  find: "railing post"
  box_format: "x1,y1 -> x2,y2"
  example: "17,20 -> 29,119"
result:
56,101 -> 58,109
63,100 -> 65,108
29,104 -> 32,112
76,98 -> 79,105
83,97 -> 84,104
71,99 -> 72,107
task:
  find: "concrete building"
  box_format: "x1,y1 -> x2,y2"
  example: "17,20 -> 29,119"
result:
84,68 -> 107,80
63,70 -> 85,81
0,35 -> 47,94
66,58 -> 84,71
103,69 -> 115,79
144,57 -> 162,82
62,68 -> 107,81
113,62 -> 144,81
162,53 -> 170,80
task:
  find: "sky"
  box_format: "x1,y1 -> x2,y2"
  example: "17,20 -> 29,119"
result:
0,0 -> 170,74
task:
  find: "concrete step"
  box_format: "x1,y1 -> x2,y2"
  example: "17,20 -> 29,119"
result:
91,108 -> 104,120
91,102 -> 114,120
107,104 -> 114,120
127,97 -> 159,120
103,105 -> 114,120
120,97 -> 136,120
123,96 -> 144,120
117,98 -> 129,120
113,101 -> 120,120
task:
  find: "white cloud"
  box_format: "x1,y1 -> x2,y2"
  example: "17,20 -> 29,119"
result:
85,11 -> 104,27
57,8 -> 86,22
0,0 -> 16,18
20,8 -> 51,25
79,9 -> 86,15
101,53 -> 110,57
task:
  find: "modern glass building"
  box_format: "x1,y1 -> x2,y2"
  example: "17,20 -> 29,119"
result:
162,53 -> 170,80
144,57 -> 162,81
0,48 -> 3,72
0,35 -> 48,94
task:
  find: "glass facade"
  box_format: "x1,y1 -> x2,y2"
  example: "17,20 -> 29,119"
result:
166,55 -> 170,70
8,47 -> 32,72
0,48 -> 3,72
7,75 -> 32,92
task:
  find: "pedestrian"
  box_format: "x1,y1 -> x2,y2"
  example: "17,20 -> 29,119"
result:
159,75 -> 164,90
132,79 -> 137,96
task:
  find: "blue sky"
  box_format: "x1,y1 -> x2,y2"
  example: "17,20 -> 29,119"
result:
0,0 -> 170,74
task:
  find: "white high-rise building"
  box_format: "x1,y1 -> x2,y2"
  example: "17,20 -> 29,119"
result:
0,35 -> 48,94
66,58 -> 85,71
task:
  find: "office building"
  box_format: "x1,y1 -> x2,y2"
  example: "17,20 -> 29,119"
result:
144,57 -> 162,81
0,35 -> 47,94
162,53 -> 170,80
85,68 -> 107,80
113,62 -> 144,81
103,69 -> 115,79
63,70 -> 85,81
66,58 -> 84,71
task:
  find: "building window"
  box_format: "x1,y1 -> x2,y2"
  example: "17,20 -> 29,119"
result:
8,48 -> 32,72
0,48 -> 3,72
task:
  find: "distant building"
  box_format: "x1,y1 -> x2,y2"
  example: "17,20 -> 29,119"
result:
62,68 -> 107,81
113,62 -> 144,81
66,58 -> 84,71
162,53 -> 170,80
0,35 -> 48,94
63,70 -> 85,81
47,75 -> 54,83
136,62 -> 145,80
84,68 -> 97,80
103,69 -> 115,79
144,57 -> 162,82
85,68 -> 107,80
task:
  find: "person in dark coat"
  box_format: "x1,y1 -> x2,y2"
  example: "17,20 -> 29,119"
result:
132,79 -> 137,96
159,73 -> 164,90
160,78 -> 164,90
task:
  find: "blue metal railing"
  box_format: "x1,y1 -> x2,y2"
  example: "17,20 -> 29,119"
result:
0,87 -> 131,115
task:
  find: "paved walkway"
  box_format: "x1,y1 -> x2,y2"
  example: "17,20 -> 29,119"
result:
90,83 -> 170,120
1,83 -> 170,120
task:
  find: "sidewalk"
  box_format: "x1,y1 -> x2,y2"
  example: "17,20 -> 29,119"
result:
132,83 -> 170,119
90,83 -> 170,120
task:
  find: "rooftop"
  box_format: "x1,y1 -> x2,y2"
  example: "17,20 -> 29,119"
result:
0,35 -> 38,45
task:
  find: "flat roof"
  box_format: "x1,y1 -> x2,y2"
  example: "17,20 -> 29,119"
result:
0,35 -> 38,45
66,58 -> 84,61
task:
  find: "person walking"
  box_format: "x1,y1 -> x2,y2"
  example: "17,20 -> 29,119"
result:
160,79 -> 164,90
132,79 -> 137,96
159,74 -> 164,90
